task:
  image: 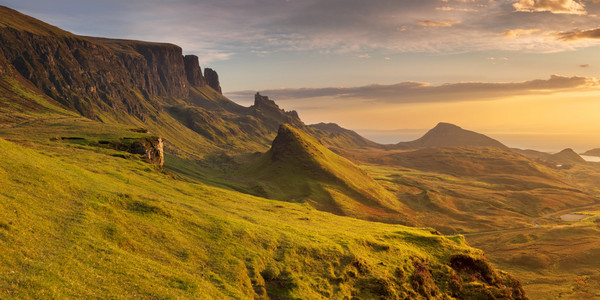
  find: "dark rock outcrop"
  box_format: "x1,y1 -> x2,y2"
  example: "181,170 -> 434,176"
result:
204,68 -> 222,93
251,92 -> 303,129
109,137 -> 164,166
183,54 -> 206,87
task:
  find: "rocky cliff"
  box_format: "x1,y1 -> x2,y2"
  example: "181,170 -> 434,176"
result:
204,67 -> 221,93
183,55 -> 206,87
0,6 -> 221,120
251,92 -> 303,129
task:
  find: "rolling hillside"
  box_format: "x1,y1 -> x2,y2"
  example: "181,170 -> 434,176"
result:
334,146 -> 597,233
241,124 -> 415,224
0,121 -> 527,299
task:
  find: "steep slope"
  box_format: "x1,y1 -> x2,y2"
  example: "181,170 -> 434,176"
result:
242,124 -> 415,224
396,122 -> 507,149
0,135 -> 526,299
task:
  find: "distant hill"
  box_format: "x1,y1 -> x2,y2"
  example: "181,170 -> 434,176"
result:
514,148 -> 586,166
307,122 -> 380,149
550,148 -> 586,165
395,122 -> 507,149
582,148 -> 600,157
241,124 -> 414,224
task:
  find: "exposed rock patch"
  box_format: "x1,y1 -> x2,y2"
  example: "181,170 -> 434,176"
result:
204,68 -> 221,93
183,55 -> 206,87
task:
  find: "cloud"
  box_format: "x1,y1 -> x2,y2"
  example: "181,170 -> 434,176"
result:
579,64 -> 590,67
504,28 -> 542,38
6,0 -> 600,62
556,27 -> 600,41
417,20 -> 462,27
436,6 -> 478,12
513,0 -> 587,15
227,75 -> 597,104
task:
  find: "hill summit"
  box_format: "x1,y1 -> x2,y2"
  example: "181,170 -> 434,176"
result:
244,124 -> 414,224
551,148 -> 586,165
397,122 -> 507,149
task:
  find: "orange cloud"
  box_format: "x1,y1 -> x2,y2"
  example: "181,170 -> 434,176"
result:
228,75 -> 597,104
436,6 -> 478,12
557,27 -> 600,41
504,28 -> 542,38
417,20 -> 462,27
513,0 -> 587,15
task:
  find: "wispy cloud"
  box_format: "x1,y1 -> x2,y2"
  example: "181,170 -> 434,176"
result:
227,75 -> 598,104
417,20 -> 462,27
557,27 -> 600,41
436,6 -> 478,12
6,0 -> 600,62
504,28 -> 542,38
513,0 -> 587,15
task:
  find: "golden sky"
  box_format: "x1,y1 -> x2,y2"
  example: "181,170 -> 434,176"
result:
6,0 -> 600,150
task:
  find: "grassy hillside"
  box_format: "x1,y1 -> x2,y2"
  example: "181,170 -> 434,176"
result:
307,123 -> 381,149
0,5 -> 73,37
241,124 -> 416,224
0,135 -> 526,299
331,146 -> 597,233
468,205 -> 600,299
0,74 -> 78,125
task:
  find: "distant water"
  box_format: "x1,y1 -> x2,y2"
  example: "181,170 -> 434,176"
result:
581,155 -> 600,162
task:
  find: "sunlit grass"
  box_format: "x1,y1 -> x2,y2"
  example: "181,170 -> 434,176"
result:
0,137 -> 520,298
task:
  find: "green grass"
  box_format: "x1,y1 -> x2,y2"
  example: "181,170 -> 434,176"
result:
0,135 -> 525,298
240,124 -> 415,224
0,6 -> 73,37
0,75 -> 77,126
343,147 -> 597,234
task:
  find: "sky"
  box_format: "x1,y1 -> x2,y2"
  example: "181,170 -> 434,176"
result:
2,0 -> 600,151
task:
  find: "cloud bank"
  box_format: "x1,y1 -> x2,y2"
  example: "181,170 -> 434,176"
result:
227,75 -> 598,104
513,0 -> 587,15
5,0 -> 600,63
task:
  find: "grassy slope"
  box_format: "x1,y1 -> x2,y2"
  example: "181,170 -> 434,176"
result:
333,146 -> 596,233
0,75 -> 78,126
0,5 -> 72,37
241,124 -> 415,224
449,163 -> 600,299
0,137 -> 525,299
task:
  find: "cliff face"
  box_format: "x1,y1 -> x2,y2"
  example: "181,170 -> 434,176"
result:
0,6 -> 221,120
204,68 -> 221,93
183,55 -> 206,86
251,92 -> 303,129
